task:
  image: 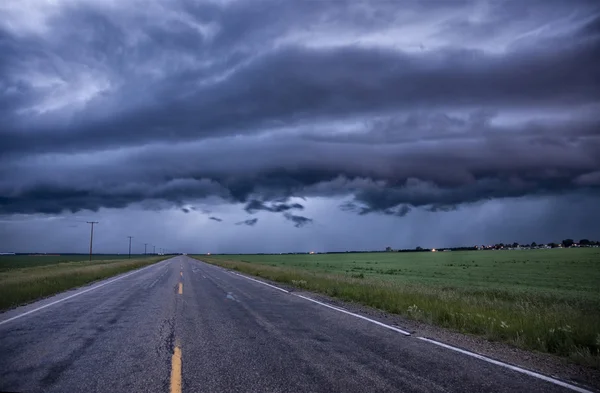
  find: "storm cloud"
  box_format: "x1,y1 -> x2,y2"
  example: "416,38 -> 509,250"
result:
283,213 -> 313,228
244,200 -> 304,214
235,218 -> 258,227
1,0 -> 599,250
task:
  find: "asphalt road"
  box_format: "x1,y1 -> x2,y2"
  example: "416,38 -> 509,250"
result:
0,256 -> 592,393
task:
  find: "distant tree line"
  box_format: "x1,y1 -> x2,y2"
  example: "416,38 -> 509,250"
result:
490,239 -> 599,249
383,239 -> 599,253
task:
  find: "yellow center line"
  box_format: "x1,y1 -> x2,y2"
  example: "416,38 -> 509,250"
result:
178,282 -> 183,294
170,346 -> 182,393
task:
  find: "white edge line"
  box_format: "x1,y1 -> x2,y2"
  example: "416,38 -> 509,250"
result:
231,272 -> 289,293
196,259 -> 594,392
417,337 -> 595,393
0,259 -> 169,327
294,294 -> 411,336
226,270 -> 411,337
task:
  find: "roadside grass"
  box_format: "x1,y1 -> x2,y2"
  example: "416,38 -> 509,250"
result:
0,254 -> 151,270
0,256 -> 167,311
193,249 -> 600,368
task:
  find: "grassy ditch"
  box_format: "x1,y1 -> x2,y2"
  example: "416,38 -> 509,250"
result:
194,251 -> 600,368
0,256 -> 167,311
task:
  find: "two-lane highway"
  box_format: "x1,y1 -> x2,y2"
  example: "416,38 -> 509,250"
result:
0,257 -> 592,392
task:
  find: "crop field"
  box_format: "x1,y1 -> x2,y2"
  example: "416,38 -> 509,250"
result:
197,248 -> 600,366
0,255 -> 166,311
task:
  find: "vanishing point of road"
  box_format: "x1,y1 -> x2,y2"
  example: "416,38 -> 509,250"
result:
0,256 -> 594,393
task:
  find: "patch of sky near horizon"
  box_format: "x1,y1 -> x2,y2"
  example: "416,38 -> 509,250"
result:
2,194 -> 599,254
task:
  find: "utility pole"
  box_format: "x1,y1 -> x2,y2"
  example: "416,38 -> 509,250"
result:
144,243 -> 147,255
86,222 -> 99,261
128,236 -> 133,259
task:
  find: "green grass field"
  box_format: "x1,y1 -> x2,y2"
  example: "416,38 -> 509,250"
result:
0,255 -> 166,311
0,254 -> 156,270
196,248 -> 600,367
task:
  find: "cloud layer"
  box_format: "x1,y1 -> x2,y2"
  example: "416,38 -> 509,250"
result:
1,0 -> 599,229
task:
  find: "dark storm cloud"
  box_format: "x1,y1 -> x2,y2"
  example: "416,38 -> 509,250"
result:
1,0 -> 599,219
244,200 -> 304,214
2,41 -> 600,156
340,201 -> 412,217
2,10 -> 600,155
426,205 -> 458,213
0,177 -> 228,214
302,109 -> 600,145
1,120 -> 600,215
283,213 -> 313,228
235,218 -> 258,226
209,216 -> 223,222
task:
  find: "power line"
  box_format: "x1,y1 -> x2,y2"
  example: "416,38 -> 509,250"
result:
86,222 -> 99,261
127,236 -> 133,259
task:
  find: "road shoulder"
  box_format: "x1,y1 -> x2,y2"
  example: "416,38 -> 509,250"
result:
195,259 -> 600,390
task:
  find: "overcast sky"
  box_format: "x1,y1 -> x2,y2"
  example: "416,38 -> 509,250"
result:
1,0 -> 599,254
